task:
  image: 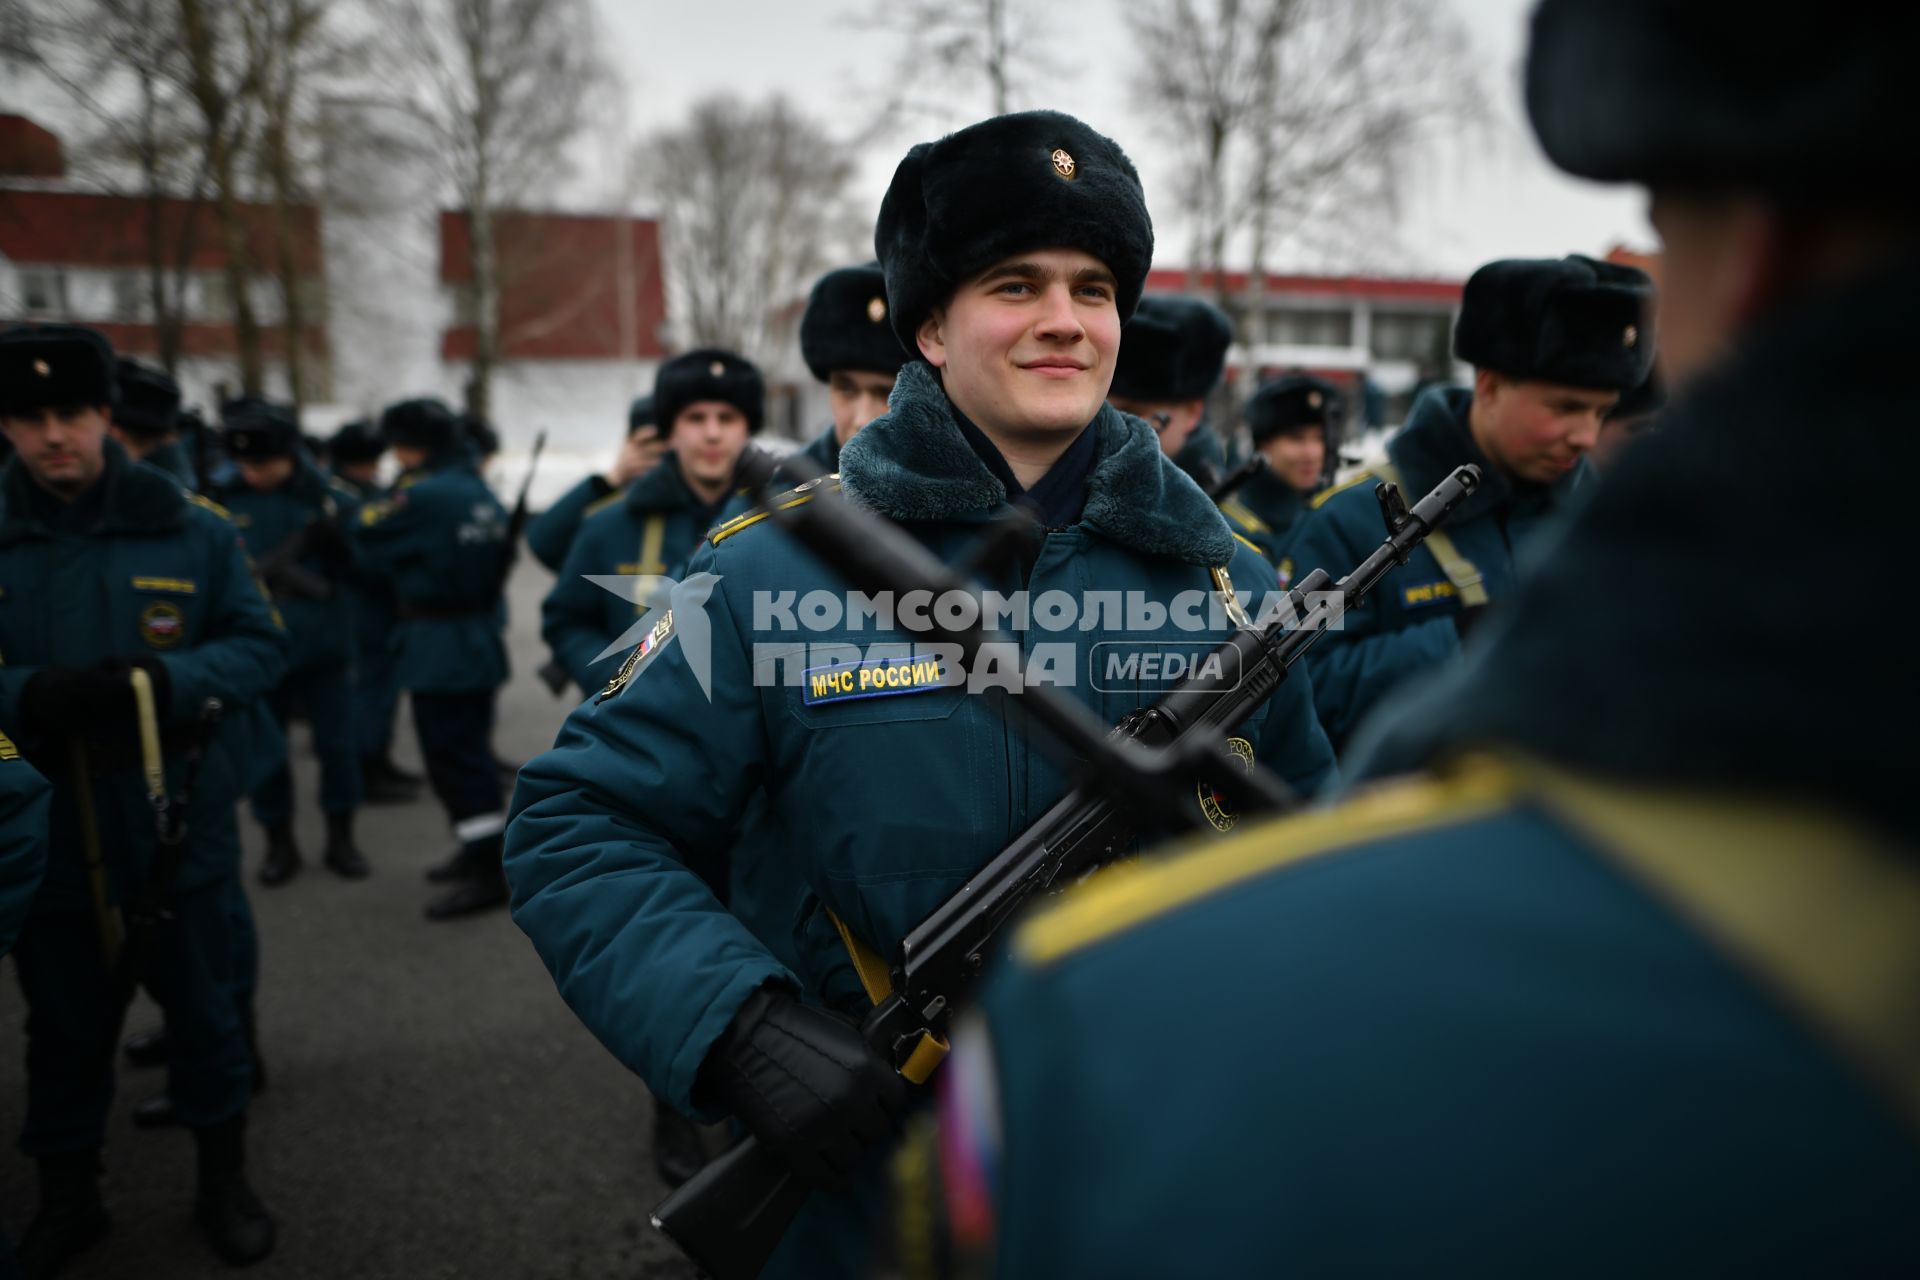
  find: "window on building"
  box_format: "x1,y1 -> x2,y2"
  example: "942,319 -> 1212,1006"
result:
18,268 -> 68,318
111,271 -> 150,322
1267,307 -> 1353,348
197,274 -> 232,323
1371,309 -> 1454,364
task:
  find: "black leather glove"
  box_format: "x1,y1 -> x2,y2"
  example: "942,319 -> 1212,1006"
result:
87,656 -> 174,725
695,986 -> 907,1190
18,667 -> 110,734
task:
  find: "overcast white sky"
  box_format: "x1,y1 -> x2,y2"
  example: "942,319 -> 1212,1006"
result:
594,0 -> 1654,279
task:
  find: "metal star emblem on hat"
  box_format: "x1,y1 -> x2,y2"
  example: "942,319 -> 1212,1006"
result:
1051,148 -> 1077,180
1624,324 -> 1639,348
708,359 -> 726,377
32,359 -> 50,377
867,296 -> 887,324
1307,391 -> 1323,409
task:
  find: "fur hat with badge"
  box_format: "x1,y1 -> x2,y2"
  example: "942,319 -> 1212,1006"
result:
800,263 -> 910,382
1453,255 -> 1656,391
0,324 -> 117,418
875,110 -> 1154,354
1245,374 -> 1343,445
222,395 -> 302,460
113,358 -> 182,438
379,397 -> 461,451
653,349 -> 764,436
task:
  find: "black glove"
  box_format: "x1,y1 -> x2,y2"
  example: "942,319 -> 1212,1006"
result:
88,656 -> 174,725
18,666 -> 111,734
305,517 -> 351,561
695,986 -> 907,1190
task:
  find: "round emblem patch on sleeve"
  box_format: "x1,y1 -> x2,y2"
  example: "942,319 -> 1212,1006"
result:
140,601 -> 187,649
1197,736 -> 1256,832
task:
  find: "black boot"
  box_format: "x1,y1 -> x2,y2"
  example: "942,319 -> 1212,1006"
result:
123,1027 -> 168,1069
651,1096 -> 708,1188
424,837 -> 508,921
132,1093 -> 177,1129
423,844 -> 477,883
17,1150 -> 110,1278
258,822 -> 301,887
360,753 -> 422,804
193,1116 -> 275,1266
322,811 -> 371,879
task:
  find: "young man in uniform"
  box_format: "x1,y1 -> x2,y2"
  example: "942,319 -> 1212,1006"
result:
504,110 -> 1335,1274
541,350 -> 760,697
326,420 -> 422,802
0,324 -> 284,1272
1284,253 -> 1654,748
110,358 -> 196,488
933,5 -> 1920,1274
357,397 -> 512,920
1104,294 -> 1233,469
1226,372 -> 1341,568
527,397 -> 664,574
216,400 -> 370,883
792,261 -> 911,478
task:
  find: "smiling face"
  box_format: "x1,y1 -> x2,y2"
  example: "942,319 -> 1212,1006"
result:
916,247 -> 1123,446
1471,370 -> 1619,485
1258,424 -> 1327,492
1,403 -> 110,497
670,401 -> 751,499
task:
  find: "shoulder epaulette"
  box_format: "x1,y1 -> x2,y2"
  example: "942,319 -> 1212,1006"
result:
710,475 -> 841,546
0,730 -> 18,761
583,489 -> 626,519
1229,531 -> 1267,559
187,494 -> 233,521
1015,756 -> 1521,967
1308,468 -> 1376,511
1219,499 -> 1271,535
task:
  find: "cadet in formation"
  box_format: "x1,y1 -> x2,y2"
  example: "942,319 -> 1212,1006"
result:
215,399 -> 371,883
108,358 -> 197,489
0,740 -> 50,1272
1284,251 -> 1654,749
356,397 -> 512,920
505,110 -> 1337,1276
325,419 -> 424,803
0,325 -> 283,1273
526,397 -> 664,575
541,350 -> 761,697
792,261 -> 912,478
1223,372 -> 1342,570
931,3 -> 1920,1274
1103,294 -> 1234,472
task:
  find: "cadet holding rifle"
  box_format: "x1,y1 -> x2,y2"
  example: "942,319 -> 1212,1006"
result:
0,324 -> 286,1273
215,398 -> 370,885
504,111 -> 1336,1278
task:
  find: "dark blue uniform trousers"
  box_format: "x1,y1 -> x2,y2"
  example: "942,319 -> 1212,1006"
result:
410,691 -> 503,847
12,879 -> 253,1154
251,661 -> 363,825
353,646 -> 401,759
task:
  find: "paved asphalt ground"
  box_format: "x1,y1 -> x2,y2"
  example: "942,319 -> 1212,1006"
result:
0,558 -> 707,1278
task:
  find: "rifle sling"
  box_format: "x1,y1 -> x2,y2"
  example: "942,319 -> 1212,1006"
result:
826,909 -> 950,1086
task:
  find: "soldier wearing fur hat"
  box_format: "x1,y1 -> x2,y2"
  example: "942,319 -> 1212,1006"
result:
1229,373 -> 1344,567
357,397 -> 512,920
1105,293 -> 1233,466
504,110 -> 1335,1275
1284,253 -> 1654,748
527,396 -> 666,574
0,323 -> 285,1271
541,349 -> 761,697
111,358 -> 197,489
793,262 -> 912,477
212,399 -> 370,885
933,4 -> 1920,1274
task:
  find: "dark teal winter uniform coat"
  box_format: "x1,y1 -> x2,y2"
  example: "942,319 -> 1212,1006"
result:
528,473 -> 616,574
1218,465 -> 1313,571
503,360 -> 1338,1121
215,457 -> 360,674
1283,386 -> 1588,747
540,455 -> 726,695
954,261 -> 1920,1279
355,447 -> 509,694
0,741 -> 49,953
0,444 -> 289,906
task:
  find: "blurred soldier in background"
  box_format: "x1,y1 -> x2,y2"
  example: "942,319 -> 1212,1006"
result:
326,420 -> 424,803
1231,373 -> 1341,570
527,397 -> 665,574
1105,294 -> 1234,472
793,261 -> 912,478
358,398 -> 512,921
1285,253 -> 1654,749
541,349 -> 760,697
928,3 -> 1920,1273
215,400 -> 370,884
0,324 -> 284,1273
110,359 -> 196,489
0,740 -> 50,1274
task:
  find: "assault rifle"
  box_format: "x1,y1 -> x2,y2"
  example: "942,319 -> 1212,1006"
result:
651,459 -> 1483,1279
497,429 -> 547,593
